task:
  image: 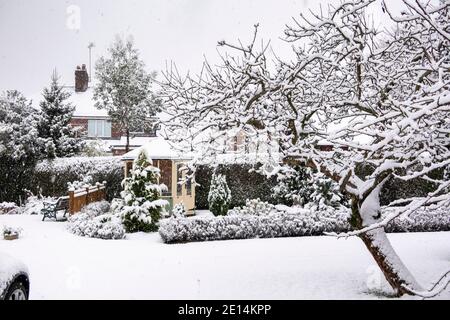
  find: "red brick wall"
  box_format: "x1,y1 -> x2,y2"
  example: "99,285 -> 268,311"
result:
69,118 -> 88,137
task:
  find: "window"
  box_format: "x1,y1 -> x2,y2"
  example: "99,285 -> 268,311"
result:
176,164 -> 183,196
88,119 -> 111,137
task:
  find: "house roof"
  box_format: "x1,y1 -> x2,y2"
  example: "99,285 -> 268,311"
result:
121,137 -> 192,161
67,87 -> 109,118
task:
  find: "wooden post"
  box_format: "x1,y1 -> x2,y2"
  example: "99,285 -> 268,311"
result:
68,190 -> 74,215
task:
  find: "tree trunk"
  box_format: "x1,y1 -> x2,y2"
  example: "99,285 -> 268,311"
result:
358,228 -> 422,296
125,128 -> 130,153
350,187 -> 423,297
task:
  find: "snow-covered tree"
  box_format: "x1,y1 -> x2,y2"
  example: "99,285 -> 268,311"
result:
120,150 -> 168,232
160,0 -> 450,297
208,172 -> 231,216
94,36 -> 161,153
0,90 -> 45,202
38,70 -> 83,158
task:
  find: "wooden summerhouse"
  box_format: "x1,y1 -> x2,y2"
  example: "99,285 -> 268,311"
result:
121,138 -> 195,212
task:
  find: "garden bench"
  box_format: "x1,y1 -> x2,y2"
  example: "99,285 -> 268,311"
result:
41,196 -> 69,221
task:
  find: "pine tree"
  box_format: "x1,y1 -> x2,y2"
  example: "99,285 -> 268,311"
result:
120,150 -> 168,232
207,172 -> 231,216
38,70 -> 83,158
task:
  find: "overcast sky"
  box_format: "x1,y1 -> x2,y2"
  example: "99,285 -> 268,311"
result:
0,0 -> 407,97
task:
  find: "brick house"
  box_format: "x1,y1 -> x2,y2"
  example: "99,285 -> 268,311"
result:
68,64 -> 157,156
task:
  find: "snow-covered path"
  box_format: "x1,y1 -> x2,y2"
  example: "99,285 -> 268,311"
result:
0,215 -> 448,299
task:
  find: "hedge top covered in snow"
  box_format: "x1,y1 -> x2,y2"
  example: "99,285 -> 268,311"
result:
36,156 -> 122,174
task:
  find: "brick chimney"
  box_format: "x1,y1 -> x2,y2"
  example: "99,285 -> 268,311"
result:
75,64 -> 89,92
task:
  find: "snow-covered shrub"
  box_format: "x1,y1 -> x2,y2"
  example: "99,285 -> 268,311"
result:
159,207 -> 350,243
120,151 -> 168,232
228,198 -> 276,216
80,200 -> 110,217
18,195 -> 56,215
273,165 -> 313,206
305,171 -> 347,211
67,212 -> 125,240
160,203 -> 450,243
385,206 -> 450,233
0,202 -> 19,215
172,202 -> 186,218
110,198 -> 125,214
273,165 -> 346,210
34,156 -> 124,200
208,172 -> 231,216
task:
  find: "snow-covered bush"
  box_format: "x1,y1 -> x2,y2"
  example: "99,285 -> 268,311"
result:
208,172 -> 231,216
120,151 -> 168,232
110,198 -> 125,214
67,212 -> 125,240
0,202 -> 19,215
159,208 -> 350,244
171,202 -> 186,218
18,195 -> 56,215
273,166 -> 346,210
228,198 -> 276,216
67,200 -> 125,240
80,200 -> 110,217
34,156 -> 123,200
385,206 -> 450,233
160,204 -> 449,244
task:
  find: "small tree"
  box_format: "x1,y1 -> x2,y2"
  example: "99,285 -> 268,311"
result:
120,150 -> 168,232
94,36 -> 161,153
208,172 -> 231,216
38,70 -> 83,158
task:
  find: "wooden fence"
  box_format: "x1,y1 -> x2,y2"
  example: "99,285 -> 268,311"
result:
68,183 -> 106,214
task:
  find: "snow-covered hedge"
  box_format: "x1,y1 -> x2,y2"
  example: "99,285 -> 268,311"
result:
195,164 -> 278,209
33,156 -> 124,200
159,200 -> 449,243
159,206 -> 350,243
67,201 -> 125,240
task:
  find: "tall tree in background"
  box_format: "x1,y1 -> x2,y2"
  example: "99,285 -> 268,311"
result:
38,70 -> 83,158
94,36 -> 160,153
0,90 -> 44,202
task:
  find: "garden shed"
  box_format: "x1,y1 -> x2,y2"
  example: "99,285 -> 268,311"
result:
121,138 -> 195,212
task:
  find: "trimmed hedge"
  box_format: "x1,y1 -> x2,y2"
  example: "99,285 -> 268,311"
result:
195,164 -> 278,209
159,205 -> 450,244
33,156 -> 124,200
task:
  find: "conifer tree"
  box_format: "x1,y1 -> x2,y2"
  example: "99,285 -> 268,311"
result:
207,172 -> 231,216
38,70 -> 83,158
120,150 -> 168,232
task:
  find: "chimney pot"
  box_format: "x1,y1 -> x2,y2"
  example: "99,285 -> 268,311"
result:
75,64 -> 89,92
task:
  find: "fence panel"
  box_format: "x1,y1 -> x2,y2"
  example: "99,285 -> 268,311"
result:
68,183 -> 106,214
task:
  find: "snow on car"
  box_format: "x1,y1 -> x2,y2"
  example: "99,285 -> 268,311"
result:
0,252 -> 30,300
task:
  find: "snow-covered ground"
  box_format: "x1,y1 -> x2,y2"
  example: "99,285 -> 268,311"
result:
0,214 -> 448,300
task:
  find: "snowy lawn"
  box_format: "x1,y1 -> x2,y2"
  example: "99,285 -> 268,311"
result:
0,214 -> 449,300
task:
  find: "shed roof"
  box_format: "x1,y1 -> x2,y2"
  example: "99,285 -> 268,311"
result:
121,137 -> 192,161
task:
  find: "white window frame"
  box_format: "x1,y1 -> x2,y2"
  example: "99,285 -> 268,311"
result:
88,119 -> 111,138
